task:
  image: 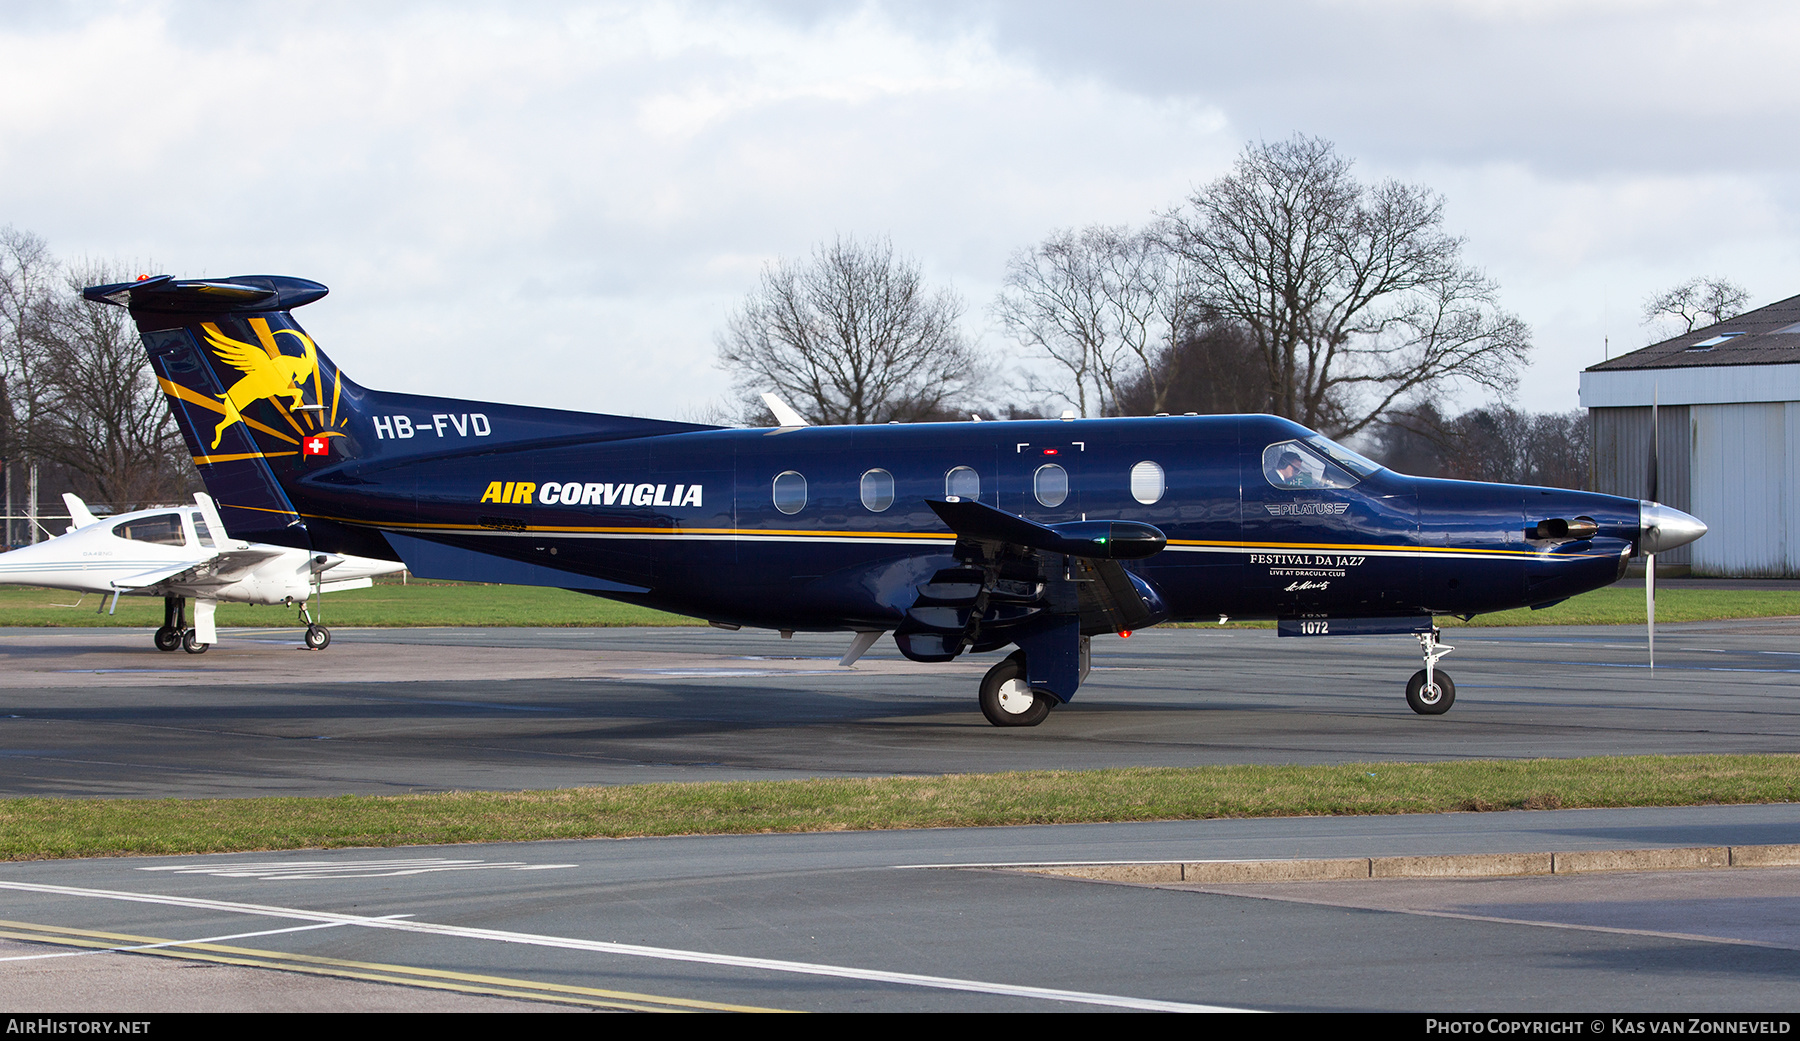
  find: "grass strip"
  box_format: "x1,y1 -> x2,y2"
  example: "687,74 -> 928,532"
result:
5,755 -> 1796,860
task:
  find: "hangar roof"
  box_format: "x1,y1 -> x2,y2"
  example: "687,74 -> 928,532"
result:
1587,292 -> 1800,371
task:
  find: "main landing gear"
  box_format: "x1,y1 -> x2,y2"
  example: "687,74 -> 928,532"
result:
979,651 -> 1056,727
1406,627 -> 1455,715
154,596 -> 208,654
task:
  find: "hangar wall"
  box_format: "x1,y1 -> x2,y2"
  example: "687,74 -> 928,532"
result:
1593,400 -> 1800,576
1589,404 -> 1692,567
1689,401 -> 1800,577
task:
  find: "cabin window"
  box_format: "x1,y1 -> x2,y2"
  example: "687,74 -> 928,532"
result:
945,466 -> 980,501
190,511 -> 217,548
1130,461 -> 1165,505
1033,463 -> 1069,507
111,513 -> 186,546
772,471 -> 807,515
860,469 -> 895,512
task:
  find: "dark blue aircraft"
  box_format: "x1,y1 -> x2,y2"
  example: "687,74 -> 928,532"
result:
87,274 -> 1707,726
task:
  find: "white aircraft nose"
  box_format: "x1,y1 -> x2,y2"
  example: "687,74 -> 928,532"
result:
1639,501 -> 1708,554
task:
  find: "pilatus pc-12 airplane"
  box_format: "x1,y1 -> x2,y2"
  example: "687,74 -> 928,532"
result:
85,274 -> 1707,726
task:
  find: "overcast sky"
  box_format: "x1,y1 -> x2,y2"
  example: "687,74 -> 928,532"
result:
4,0 -> 1797,424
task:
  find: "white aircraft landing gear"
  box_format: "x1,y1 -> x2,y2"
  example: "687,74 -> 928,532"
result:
978,651 -> 1055,727
298,602 -> 330,650
1406,627 -> 1455,715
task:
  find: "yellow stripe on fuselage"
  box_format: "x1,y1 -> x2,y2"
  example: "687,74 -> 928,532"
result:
205,503 -> 1608,561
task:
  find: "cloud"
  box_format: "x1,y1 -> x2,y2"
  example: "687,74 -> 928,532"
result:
3,1 -> 1797,420
0,2 -> 1235,415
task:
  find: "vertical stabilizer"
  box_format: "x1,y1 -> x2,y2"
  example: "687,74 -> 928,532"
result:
86,274 -> 719,556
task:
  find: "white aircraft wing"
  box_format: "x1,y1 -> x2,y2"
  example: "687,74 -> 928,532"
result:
110,547 -> 290,593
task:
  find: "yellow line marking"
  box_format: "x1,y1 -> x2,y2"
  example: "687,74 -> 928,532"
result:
0,919 -> 793,1013
1167,538 -> 1598,559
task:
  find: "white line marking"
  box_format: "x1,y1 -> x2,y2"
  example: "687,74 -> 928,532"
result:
0,879 -> 1248,1012
0,915 -> 410,962
137,858 -> 575,880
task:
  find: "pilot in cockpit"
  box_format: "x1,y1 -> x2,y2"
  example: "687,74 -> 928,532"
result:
1273,451 -> 1318,488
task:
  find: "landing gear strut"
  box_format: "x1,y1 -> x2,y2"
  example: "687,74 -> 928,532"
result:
154,596 -> 186,652
299,601 -> 330,650
1406,627 -> 1455,715
979,651 -> 1055,727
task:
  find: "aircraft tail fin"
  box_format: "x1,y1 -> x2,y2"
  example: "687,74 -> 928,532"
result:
86,274 -> 715,552
61,493 -> 98,530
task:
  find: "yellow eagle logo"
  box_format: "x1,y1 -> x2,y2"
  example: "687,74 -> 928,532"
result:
200,322 -> 319,449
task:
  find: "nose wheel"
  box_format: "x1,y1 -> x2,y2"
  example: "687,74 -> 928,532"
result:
297,602 -> 332,650
1407,628 -> 1455,715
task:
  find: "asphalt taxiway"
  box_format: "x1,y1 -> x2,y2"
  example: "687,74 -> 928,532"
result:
2,620 -> 1797,1010
1,619 -> 1797,796
3,805 -> 1800,1012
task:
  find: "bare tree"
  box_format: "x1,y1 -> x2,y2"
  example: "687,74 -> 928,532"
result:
993,225 -> 1189,417
716,236 -> 983,425
1163,136 -> 1530,438
1642,277 -> 1750,335
1,228 -> 61,543
0,229 -> 57,453
27,263 -> 195,507
1112,320 -> 1265,417
1369,402 -> 1589,489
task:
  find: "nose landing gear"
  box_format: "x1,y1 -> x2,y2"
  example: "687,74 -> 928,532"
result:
1406,627 -> 1455,715
298,601 -> 330,650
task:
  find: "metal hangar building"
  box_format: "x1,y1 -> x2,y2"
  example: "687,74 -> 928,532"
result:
1582,293 -> 1800,577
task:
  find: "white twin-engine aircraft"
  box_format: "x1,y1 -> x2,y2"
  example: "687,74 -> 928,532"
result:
0,492 -> 404,652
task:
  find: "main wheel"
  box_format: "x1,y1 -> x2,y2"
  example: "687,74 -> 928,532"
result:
1405,669 -> 1454,715
181,630 -> 209,655
979,652 -> 1055,727
153,626 -> 181,652
304,624 -> 331,650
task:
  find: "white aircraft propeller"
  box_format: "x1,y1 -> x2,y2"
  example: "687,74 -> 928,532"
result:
1646,391 -> 1657,671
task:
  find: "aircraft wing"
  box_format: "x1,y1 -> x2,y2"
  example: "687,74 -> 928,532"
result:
922,498 -> 1169,636
110,547 -> 290,593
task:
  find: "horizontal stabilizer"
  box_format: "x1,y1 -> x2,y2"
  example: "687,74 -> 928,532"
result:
83,275 -> 328,314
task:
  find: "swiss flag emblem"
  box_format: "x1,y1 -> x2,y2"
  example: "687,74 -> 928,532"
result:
304,436 -> 329,457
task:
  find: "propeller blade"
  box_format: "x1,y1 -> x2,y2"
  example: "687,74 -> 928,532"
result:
1645,383 -> 1659,672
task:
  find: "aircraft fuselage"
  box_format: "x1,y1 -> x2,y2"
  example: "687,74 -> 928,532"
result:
292,410 -> 1639,632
